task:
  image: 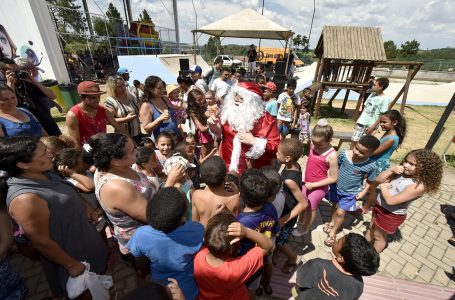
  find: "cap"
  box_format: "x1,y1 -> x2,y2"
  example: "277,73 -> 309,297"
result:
166,84 -> 179,95
163,153 -> 196,175
77,81 -> 106,95
264,81 -> 277,93
237,81 -> 263,99
189,65 -> 202,74
117,67 -> 131,75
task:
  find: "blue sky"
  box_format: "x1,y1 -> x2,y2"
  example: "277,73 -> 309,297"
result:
82,0 -> 454,49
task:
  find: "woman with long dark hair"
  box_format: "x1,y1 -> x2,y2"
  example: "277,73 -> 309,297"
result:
139,76 -> 180,141
0,136 -> 107,297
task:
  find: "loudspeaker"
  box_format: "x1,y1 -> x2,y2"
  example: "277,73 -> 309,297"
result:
275,61 -> 286,76
179,58 -> 190,71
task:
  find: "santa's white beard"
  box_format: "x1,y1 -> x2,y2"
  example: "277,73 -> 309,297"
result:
221,88 -> 265,133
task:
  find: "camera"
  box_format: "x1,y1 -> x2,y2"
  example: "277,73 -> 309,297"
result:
14,70 -> 29,80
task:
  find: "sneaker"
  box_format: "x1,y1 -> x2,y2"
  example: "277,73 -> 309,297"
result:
292,223 -> 308,237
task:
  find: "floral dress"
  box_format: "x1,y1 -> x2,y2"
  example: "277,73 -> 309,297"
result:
95,169 -> 155,254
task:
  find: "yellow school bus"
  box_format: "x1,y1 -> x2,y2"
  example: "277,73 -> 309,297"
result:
257,47 -> 304,67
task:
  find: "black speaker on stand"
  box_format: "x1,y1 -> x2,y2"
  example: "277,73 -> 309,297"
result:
275,61 -> 287,76
273,74 -> 287,96
179,58 -> 190,72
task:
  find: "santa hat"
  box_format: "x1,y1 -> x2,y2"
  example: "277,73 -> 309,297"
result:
236,81 -> 263,99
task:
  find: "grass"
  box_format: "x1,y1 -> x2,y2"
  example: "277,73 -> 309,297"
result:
314,99 -> 455,167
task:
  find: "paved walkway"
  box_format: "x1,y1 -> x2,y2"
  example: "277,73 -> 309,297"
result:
7,168 -> 455,299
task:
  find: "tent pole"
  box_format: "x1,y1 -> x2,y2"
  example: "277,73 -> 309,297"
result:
284,39 -> 289,78
192,32 -> 197,64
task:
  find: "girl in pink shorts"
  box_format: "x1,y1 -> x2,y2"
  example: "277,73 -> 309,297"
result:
293,119 -> 339,236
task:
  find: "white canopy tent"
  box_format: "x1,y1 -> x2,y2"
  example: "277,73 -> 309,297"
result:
191,8 -> 294,70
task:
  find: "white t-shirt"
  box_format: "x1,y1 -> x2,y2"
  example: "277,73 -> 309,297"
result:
277,92 -> 301,122
195,79 -> 209,93
210,78 -> 230,100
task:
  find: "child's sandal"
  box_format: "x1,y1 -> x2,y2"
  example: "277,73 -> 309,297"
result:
281,261 -> 297,274
324,236 -> 336,247
322,222 -> 333,234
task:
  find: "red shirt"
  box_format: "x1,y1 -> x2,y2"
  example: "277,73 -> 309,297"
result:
70,104 -> 107,145
194,247 -> 264,300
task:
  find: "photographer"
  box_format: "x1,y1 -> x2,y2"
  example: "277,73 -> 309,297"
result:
3,60 -> 61,136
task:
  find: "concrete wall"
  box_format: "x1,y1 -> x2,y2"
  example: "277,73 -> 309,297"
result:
0,0 -> 70,82
373,69 -> 455,82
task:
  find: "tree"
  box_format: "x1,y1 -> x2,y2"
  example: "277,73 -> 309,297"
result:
206,36 -> 222,58
105,3 -> 123,37
139,9 -> 153,23
93,17 -> 113,37
401,39 -> 420,56
293,34 -> 302,49
384,40 -> 398,59
46,0 -> 85,33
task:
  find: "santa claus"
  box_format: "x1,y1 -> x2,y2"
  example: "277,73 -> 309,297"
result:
208,81 -> 280,174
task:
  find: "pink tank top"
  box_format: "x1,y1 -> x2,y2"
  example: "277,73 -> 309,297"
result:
305,146 -> 335,183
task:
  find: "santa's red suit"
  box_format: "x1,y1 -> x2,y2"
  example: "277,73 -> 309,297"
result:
217,82 -> 280,174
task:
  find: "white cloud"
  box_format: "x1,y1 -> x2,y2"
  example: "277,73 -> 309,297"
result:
78,0 -> 455,49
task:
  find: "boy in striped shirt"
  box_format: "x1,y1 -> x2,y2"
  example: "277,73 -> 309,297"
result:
323,135 -> 380,246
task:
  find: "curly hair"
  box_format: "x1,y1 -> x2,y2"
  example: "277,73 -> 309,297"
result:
187,89 -> 207,126
402,149 -> 442,194
82,133 -> 129,172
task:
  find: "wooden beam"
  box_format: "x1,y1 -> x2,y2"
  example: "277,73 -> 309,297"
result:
341,89 -> 351,113
352,91 -> 365,121
314,87 -> 324,117
388,64 -> 422,109
328,89 -> 341,106
425,92 -> 455,150
321,82 -> 368,88
314,58 -> 321,82
375,61 -> 424,66
400,65 -> 414,114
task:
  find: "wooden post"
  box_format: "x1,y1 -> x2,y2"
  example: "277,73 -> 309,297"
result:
327,89 -> 341,106
192,32 -> 197,64
425,92 -> 455,150
314,58 -> 321,82
388,63 -> 422,109
314,87 -> 324,116
399,65 -> 414,114
341,89 -> 351,113
352,91 -> 365,121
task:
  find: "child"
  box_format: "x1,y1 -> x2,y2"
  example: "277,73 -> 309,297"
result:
302,87 -> 313,106
274,138 -> 308,273
192,156 -> 240,227
370,110 -> 407,173
140,136 -> 155,149
263,81 -> 278,118
324,135 -> 380,246
294,233 -> 379,300
127,187 -> 204,300
258,166 -> 284,296
134,146 -> 163,190
155,132 -> 175,167
204,90 -> 220,119
236,169 -> 279,299
40,135 -> 75,157
166,84 -> 186,123
350,77 -> 390,149
187,89 -> 214,159
193,212 -> 273,300
297,101 -> 311,145
293,119 -> 338,237
277,78 -> 301,138
363,149 -> 443,253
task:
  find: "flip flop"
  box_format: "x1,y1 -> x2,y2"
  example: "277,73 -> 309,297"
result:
448,237 -> 455,247
323,222 -> 334,234
281,261 -> 297,274
324,236 -> 336,247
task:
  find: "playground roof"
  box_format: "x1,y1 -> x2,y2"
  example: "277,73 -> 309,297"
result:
314,25 -> 387,61
192,8 -> 293,40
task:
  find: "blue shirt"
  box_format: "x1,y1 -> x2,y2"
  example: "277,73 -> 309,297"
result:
0,108 -> 42,137
371,135 -> 399,173
337,150 -> 377,194
236,202 -> 279,256
265,99 -> 278,117
127,221 -> 204,300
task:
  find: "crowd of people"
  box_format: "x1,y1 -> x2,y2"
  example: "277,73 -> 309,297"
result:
0,54 -> 446,300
